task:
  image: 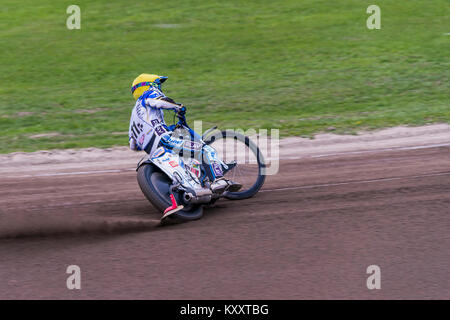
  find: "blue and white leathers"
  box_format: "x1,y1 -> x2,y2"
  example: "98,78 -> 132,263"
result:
128,87 -> 180,154
128,87 -> 224,179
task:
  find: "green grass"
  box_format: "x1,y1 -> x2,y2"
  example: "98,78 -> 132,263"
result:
0,0 -> 448,153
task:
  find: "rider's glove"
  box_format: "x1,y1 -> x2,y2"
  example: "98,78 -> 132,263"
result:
178,106 -> 186,116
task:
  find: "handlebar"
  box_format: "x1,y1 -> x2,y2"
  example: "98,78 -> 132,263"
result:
175,107 -> 187,128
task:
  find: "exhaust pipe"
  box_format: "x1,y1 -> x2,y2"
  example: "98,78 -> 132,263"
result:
184,192 -> 193,203
183,190 -> 212,204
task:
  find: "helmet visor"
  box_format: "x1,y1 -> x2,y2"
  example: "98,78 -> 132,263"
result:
153,76 -> 168,90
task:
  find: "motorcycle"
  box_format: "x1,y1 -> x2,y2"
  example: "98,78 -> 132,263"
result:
136,110 -> 266,223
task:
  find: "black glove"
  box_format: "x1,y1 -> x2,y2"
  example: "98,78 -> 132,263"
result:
178,106 -> 186,116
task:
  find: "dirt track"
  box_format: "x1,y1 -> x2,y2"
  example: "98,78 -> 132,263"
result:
0,145 -> 449,299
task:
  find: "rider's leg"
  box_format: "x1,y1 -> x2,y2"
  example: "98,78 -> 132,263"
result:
159,133 -> 241,193
155,133 -> 186,218
202,145 -> 242,193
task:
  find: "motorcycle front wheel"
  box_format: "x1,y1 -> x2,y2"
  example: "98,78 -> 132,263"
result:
205,130 -> 266,200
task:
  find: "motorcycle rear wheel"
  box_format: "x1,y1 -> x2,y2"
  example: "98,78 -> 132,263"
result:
137,164 -> 203,221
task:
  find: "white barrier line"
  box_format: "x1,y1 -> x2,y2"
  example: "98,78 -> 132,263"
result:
18,168 -> 135,178
261,143 -> 450,161
310,143 -> 450,158
12,143 -> 450,178
260,171 -> 450,193
35,169 -> 124,176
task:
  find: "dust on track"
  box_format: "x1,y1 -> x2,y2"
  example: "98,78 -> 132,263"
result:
0,215 -> 160,240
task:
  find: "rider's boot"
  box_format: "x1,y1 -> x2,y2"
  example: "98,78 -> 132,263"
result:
161,194 -> 184,220
210,177 -> 242,194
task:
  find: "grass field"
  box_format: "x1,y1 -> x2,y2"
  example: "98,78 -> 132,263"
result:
0,0 -> 448,153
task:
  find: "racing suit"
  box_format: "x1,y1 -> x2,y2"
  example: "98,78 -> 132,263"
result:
128,87 -> 225,182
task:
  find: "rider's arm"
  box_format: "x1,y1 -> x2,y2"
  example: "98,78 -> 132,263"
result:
144,96 -> 183,112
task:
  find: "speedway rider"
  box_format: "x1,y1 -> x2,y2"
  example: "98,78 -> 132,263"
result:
128,73 -> 242,198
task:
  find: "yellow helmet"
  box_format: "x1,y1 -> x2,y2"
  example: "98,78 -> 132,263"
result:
131,73 -> 168,100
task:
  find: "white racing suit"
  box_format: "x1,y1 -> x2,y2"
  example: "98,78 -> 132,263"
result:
128,87 -> 225,181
